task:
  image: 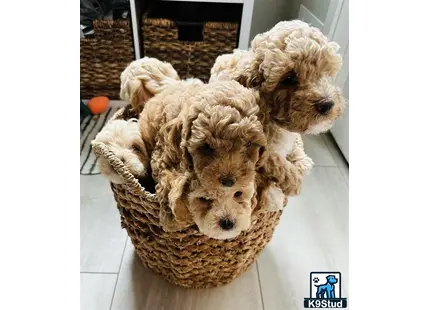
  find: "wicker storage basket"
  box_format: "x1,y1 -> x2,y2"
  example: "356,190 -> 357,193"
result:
142,18 -> 238,81
80,20 -> 134,99
91,107 -> 309,288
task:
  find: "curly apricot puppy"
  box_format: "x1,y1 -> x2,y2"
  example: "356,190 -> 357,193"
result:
140,81 -> 267,188
210,21 -> 345,139
91,119 -> 149,184
139,80 -> 267,239
210,20 -> 346,209
120,57 -> 203,113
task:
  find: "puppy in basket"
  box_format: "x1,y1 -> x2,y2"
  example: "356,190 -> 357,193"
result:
91,57 -> 201,185
119,57 -> 203,114
209,20 -> 346,207
91,57 -> 179,184
91,118 -> 149,185
120,57 -> 307,215
139,80 -> 269,239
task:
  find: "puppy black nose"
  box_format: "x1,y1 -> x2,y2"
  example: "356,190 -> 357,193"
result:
315,100 -> 334,115
219,218 -> 234,231
220,177 -> 235,187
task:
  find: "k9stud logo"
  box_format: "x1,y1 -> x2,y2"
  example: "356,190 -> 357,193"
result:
304,272 -> 347,308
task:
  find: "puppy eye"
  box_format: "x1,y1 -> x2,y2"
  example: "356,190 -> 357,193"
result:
199,143 -> 215,157
132,144 -> 141,153
245,142 -> 252,148
282,72 -> 298,85
234,191 -> 242,197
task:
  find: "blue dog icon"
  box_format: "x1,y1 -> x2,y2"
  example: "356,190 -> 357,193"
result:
315,275 -> 338,298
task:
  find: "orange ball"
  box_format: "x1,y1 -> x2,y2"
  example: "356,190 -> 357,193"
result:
87,96 -> 109,114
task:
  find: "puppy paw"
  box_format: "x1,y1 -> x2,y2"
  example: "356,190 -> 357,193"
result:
281,160 -> 303,197
262,185 -> 286,211
286,138 -> 314,175
295,156 -> 314,175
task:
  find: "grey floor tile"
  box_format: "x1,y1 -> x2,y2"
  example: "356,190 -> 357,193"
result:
80,273 -> 117,310
80,175 -> 127,273
302,135 -> 337,167
111,239 -> 263,310
257,167 -> 349,310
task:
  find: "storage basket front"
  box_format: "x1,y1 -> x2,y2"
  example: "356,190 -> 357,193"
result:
142,18 -> 238,81
80,20 -> 134,99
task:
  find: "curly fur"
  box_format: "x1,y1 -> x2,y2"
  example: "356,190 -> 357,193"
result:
120,57 -> 181,112
91,119 -> 149,184
120,56 -> 305,213
139,80 -> 267,239
157,169 -> 194,231
210,20 -> 345,135
210,20 -> 346,209
120,57 -> 203,113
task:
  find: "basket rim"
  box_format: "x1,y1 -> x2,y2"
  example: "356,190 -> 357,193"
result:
92,142 -> 158,202
91,107 -> 158,202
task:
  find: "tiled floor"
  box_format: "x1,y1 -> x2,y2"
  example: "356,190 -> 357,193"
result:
80,133 -> 349,310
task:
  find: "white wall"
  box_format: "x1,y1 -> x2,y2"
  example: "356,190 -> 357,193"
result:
301,0 -> 331,22
248,0 -> 292,45
282,0 -> 331,25
247,0 -> 332,47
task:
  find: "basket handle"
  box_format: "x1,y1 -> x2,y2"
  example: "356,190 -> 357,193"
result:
91,106 -> 157,199
91,141 -> 147,195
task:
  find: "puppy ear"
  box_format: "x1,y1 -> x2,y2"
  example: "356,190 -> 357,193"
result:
182,150 -> 193,171
236,61 -> 264,89
158,171 -> 193,231
166,119 -> 183,148
168,173 -> 193,225
256,146 -> 268,168
127,80 -> 154,112
159,119 -> 189,170
180,108 -> 201,171
181,108 -> 198,144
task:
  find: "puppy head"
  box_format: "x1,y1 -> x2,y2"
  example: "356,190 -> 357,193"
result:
92,119 -> 148,184
120,57 -> 180,111
239,20 -> 346,134
188,180 -> 256,240
182,83 -> 266,191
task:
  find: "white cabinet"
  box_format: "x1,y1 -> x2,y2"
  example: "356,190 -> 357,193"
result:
326,0 -> 349,162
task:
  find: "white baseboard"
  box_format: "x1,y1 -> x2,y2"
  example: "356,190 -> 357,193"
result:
298,5 -> 324,31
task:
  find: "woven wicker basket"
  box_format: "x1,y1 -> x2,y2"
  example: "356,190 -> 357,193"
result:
91,107 -> 310,288
142,18 -> 238,82
80,20 -> 134,99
